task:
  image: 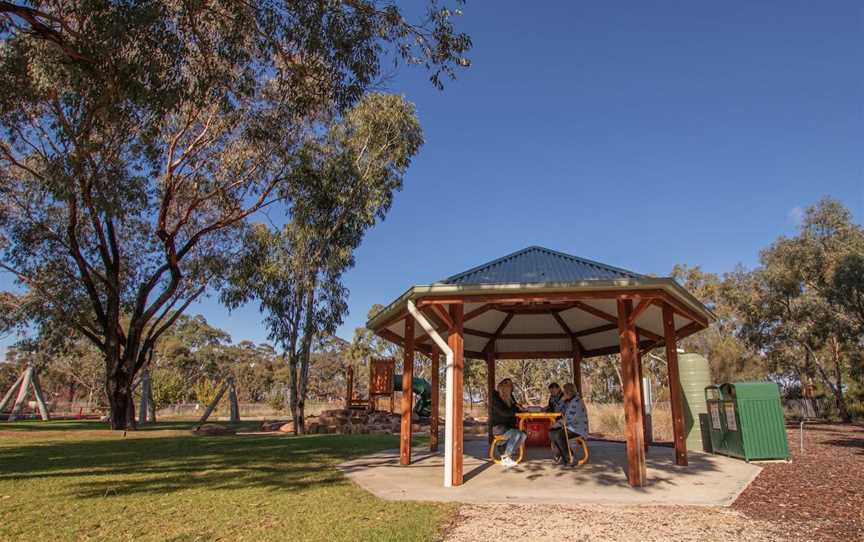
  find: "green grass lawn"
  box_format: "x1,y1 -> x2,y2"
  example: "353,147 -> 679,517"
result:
0,421 -> 453,541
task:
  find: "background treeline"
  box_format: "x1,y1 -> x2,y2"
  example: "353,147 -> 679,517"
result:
2,197 -> 862,420
351,198 -> 864,420
0,315 -> 351,413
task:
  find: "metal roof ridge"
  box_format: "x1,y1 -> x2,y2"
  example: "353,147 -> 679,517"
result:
437,245 -> 643,284
531,245 -> 645,279
436,245 -> 541,284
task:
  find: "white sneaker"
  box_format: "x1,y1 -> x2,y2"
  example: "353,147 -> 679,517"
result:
500,456 -> 517,468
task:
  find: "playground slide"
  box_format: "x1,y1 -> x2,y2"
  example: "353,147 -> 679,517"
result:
392,374 -> 433,419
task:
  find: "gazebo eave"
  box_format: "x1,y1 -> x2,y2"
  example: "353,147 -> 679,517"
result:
366,277 -> 716,338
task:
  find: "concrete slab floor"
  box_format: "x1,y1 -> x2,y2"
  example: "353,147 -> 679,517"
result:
337,438 -> 761,506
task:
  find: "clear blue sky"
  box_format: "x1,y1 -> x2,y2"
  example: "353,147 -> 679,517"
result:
2,1 -> 863,353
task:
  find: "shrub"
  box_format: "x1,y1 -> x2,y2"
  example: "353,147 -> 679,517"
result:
193,379 -> 220,407
265,386 -> 288,413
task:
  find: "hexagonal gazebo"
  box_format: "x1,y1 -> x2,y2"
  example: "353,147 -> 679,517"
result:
366,246 -> 714,488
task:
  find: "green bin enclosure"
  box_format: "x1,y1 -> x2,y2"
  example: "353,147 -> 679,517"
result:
705,386 -> 724,455
704,382 -> 789,461
678,353 -> 711,452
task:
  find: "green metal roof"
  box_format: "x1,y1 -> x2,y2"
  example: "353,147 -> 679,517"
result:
439,246 -> 643,285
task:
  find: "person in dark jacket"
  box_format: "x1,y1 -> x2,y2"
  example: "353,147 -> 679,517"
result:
549,383 -> 590,465
545,382 -> 563,413
490,378 -> 526,467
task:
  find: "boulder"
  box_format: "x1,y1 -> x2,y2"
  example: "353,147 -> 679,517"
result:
278,421 -> 295,433
318,409 -> 350,422
260,420 -> 288,432
192,424 -> 236,436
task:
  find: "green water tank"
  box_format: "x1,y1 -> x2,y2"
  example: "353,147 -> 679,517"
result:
678,353 -> 711,452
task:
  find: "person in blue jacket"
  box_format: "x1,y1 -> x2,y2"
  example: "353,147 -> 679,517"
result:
549,382 -> 589,465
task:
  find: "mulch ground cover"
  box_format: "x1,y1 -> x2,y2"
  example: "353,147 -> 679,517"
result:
733,422 -> 864,540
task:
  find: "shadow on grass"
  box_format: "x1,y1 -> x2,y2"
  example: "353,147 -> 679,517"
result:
0,420 -> 262,433
0,424 -> 402,499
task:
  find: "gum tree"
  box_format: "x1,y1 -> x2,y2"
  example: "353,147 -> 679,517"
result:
726,199 -> 863,420
223,93 -> 423,434
0,1 -> 469,428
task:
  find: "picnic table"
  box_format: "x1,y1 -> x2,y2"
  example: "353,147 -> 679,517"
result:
516,411 -> 561,448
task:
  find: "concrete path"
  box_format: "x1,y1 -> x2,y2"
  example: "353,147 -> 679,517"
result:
338,438 -> 761,506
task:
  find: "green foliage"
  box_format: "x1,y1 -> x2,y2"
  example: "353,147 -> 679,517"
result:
4,334 -> 106,407
670,264 -> 766,383
722,198 -> 864,419
830,253 -> 864,334
223,94 -> 424,432
0,1 -> 469,428
265,386 -> 288,413
192,379 -> 220,407
150,368 -> 186,409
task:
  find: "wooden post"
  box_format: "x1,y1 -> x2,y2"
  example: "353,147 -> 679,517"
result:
572,345 -> 583,397
0,372 -> 25,413
663,302 -> 688,466
390,359 -> 395,413
430,349 -> 440,451
8,366 -> 34,422
617,298 -> 647,487
30,370 -> 49,421
345,366 -> 354,410
139,370 -> 151,424
199,380 -> 229,424
228,377 -> 240,422
485,349 -> 495,444
148,382 -> 156,422
637,351 -> 650,451
400,316 -> 415,466
449,303 -> 465,486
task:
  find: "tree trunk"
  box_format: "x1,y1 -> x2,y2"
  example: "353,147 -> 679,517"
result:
287,351 -> 301,434
106,359 -> 136,430
295,283 -> 318,436
831,338 -> 851,422
811,343 -> 851,423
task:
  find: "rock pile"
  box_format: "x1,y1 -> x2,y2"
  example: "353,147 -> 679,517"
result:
260,409 -> 426,435
191,424 -> 237,436
260,409 -> 489,436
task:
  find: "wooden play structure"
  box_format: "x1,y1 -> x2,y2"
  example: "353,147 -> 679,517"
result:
345,357 -> 435,420
369,357 -> 396,411
345,357 -> 396,411
0,365 -> 50,421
